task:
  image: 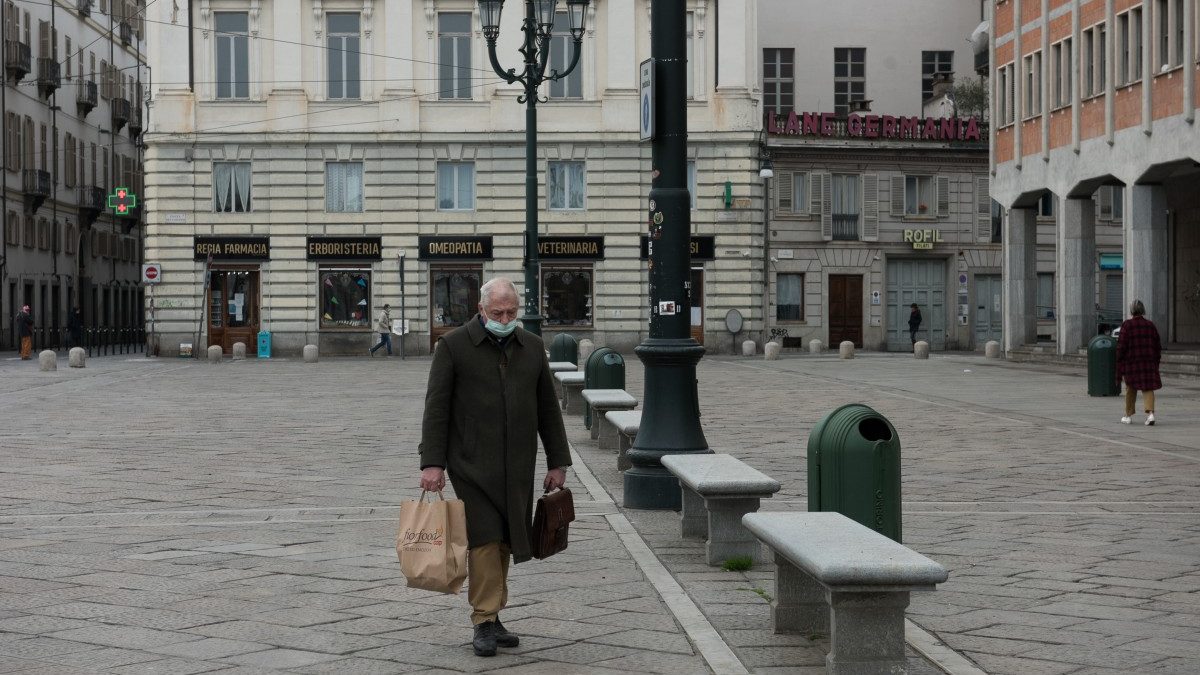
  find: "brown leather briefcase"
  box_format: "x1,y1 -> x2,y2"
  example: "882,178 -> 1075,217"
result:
531,487 -> 575,560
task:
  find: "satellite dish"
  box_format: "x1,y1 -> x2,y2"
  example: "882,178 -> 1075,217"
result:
725,308 -> 744,334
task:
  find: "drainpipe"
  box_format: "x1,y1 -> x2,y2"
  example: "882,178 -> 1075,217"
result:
1104,0 -> 1115,145
1014,0 -> 1023,170
1072,0 -> 1082,152
1185,0 -> 1195,124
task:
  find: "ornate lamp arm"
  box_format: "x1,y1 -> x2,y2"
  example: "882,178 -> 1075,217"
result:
547,37 -> 583,82
484,38 -> 522,86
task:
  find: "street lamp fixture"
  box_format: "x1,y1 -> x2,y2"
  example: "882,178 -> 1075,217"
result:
479,0 -> 590,336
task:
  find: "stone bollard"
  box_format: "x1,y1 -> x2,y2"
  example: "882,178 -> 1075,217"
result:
742,340 -> 756,356
303,344 -> 319,363
985,341 -> 1002,359
232,342 -> 247,360
839,341 -> 855,359
68,347 -> 86,368
39,350 -> 57,371
764,342 -> 781,360
809,339 -> 824,354
578,339 -> 595,369
207,345 -> 223,363
914,341 -> 930,359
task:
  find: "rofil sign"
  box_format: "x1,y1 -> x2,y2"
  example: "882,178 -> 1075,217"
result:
766,111 -> 983,142
904,229 -> 944,250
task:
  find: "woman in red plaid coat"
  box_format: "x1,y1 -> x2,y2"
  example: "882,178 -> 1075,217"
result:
1116,299 -> 1162,426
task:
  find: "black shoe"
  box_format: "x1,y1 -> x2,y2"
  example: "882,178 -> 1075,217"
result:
495,619 -> 519,648
472,621 -> 497,657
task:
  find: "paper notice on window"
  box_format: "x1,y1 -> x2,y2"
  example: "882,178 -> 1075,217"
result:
691,307 -> 702,325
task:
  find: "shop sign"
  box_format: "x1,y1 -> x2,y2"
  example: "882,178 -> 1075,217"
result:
1099,253 -> 1124,270
306,236 -> 383,260
903,229 -> 944,250
539,236 -> 605,260
639,235 -> 715,261
193,236 -> 271,261
766,110 -> 983,142
418,235 -> 494,260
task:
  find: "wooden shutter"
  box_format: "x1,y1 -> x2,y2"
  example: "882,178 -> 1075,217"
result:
890,175 -> 905,216
776,170 -> 793,213
38,20 -> 48,58
1097,186 -> 1113,220
819,173 -> 833,240
810,172 -> 824,216
936,176 -> 951,217
976,175 -> 992,242
861,174 -> 879,241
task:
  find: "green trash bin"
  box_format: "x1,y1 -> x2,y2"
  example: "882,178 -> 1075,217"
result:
584,347 -> 624,429
549,333 -> 579,365
1087,334 -> 1120,397
807,404 -> 902,543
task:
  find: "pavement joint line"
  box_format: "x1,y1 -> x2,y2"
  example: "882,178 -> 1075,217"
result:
4,502 -> 619,519
905,619 -> 988,675
567,443 -> 748,675
0,510 -> 622,530
728,358 -> 1200,463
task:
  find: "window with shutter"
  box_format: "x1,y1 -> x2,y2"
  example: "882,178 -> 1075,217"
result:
936,176 -> 950,217
820,173 -> 833,240
976,176 -> 992,242
862,174 -> 879,241
810,173 -> 823,216
776,171 -> 793,213
890,175 -> 905,216
1097,186 -> 1113,220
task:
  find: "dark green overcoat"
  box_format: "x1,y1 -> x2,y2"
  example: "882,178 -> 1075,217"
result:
418,316 -> 571,563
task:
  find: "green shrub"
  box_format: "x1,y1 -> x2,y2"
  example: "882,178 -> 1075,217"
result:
721,556 -> 753,572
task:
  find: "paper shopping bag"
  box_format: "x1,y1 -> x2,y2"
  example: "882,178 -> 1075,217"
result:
396,490 -> 468,594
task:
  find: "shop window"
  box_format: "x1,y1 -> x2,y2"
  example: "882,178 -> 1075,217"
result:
326,161 -> 364,212
1036,273 -> 1055,320
213,161 -> 252,212
320,268 -> 371,329
548,160 -> 586,210
542,267 -> 593,327
776,273 -> 804,322
904,175 -> 935,216
431,268 -> 482,329
437,161 -> 475,211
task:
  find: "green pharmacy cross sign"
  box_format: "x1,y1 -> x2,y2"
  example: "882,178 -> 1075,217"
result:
107,187 -> 137,216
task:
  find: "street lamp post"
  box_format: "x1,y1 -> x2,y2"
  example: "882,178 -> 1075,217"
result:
479,0 -> 589,337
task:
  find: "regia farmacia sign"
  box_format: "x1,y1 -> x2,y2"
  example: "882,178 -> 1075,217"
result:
766,110 -> 983,142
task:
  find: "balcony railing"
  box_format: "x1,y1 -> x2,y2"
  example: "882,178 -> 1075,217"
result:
4,40 -> 30,82
77,0 -> 93,16
832,214 -> 860,241
36,57 -> 60,97
128,106 -> 142,137
119,21 -> 132,45
79,185 -> 105,212
77,80 -> 98,116
111,97 -> 131,132
23,169 -> 51,214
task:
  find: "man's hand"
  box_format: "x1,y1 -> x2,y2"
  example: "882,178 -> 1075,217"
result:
420,467 -> 446,492
543,467 -> 567,492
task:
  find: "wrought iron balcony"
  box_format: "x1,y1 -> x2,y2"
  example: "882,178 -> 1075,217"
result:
5,40 -> 30,82
78,185 -> 105,226
119,21 -> 132,45
23,169 -> 51,214
36,57 -> 60,97
111,97 -> 131,132
77,80 -> 98,116
77,0 -> 92,17
128,106 -> 142,137
832,214 -> 860,241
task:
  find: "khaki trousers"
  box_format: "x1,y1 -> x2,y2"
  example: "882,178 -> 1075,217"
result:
1124,386 -> 1156,417
467,541 -> 510,625
19,336 -> 31,359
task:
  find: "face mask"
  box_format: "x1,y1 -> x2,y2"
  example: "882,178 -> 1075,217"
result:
485,318 -> 518,337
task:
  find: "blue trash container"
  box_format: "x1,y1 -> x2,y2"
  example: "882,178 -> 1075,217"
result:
257,331 -> 271,358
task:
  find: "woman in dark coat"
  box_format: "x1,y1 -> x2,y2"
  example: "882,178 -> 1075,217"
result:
908,303 -> 922,345
1116,299 -> 1162,426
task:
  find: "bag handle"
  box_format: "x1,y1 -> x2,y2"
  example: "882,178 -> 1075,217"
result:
418,489 -> 446,502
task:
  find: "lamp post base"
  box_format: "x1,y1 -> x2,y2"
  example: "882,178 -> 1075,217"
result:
623,338 -> 711,510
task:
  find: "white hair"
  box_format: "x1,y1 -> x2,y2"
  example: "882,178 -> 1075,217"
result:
479,277 -> 519,308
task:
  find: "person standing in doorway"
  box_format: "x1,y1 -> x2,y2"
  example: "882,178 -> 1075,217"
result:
417,277 -> 570,657
908,303 -> 922,346
16,305 -> 33,359
67,307 -> 83,350
1116,299 -> 1162,426
370,304 -> 393,357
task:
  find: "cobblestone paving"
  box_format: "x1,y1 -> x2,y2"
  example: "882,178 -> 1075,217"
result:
575,351 -> 1200,675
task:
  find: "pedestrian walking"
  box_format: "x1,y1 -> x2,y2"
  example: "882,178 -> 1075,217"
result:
1116,299 -> 1162,426
67,307 -> 83,350
370,304 -> 393,356
417,277 -> 570,657
908,303 -> 922,345
15,305 -> 33,359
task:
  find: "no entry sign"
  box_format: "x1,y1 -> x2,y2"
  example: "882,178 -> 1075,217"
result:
142,263 -> 162,284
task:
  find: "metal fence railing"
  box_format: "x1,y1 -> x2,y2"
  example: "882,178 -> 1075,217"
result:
24,325 -> 146,357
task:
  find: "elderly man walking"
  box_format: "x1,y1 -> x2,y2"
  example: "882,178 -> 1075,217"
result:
16,305 -> 33,360
417,277 -> 571,657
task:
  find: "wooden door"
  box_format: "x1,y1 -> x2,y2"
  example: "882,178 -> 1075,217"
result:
689,267 -> 704,344
828,274 -> 863,347
429,266 -> 482,349
207,269 -> 260,353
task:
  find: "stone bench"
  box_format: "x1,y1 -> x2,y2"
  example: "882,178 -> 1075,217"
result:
581,389 -> 638,440
555,371 -> 586,415
742,511 -> 948,675
660,453 -> 781,566
549,361 -> 578,374
603,410 -> 641,470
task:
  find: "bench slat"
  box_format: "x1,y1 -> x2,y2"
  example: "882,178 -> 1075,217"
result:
581,389 -> 638,407
742,512 -> 947,587
662,453 -> 781,496
604,410 -> 642,434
